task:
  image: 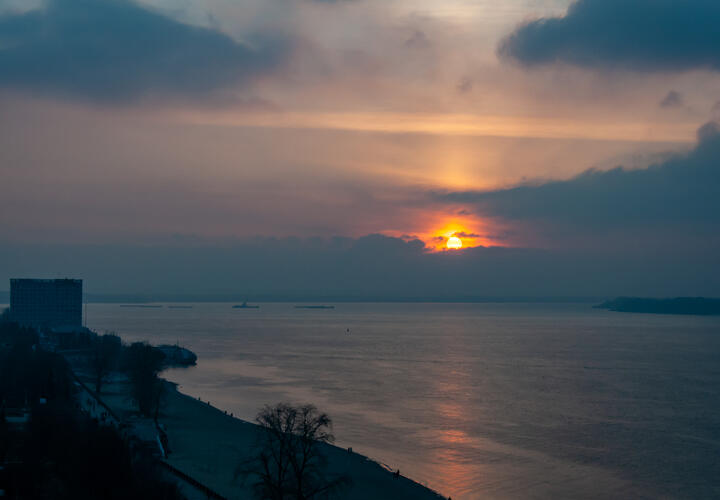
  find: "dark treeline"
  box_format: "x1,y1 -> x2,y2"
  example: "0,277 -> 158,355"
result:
122,341 -> 165,420
40,326 -> 170,419
0,321 -> 184,499
0,323 -> 71,407
596,297 -> 720,315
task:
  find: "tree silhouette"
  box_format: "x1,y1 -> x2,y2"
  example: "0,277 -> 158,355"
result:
90,333 -> 122,394
123,342 -> 164,417
240,403 -> 350,500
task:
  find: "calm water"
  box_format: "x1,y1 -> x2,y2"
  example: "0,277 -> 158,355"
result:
85,302 -> 720,499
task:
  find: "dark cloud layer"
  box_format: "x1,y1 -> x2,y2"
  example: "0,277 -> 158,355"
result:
499,0 -> 720,72
0,0 -> 285,101
436,122 -> 720,228
1,233 -> 718,298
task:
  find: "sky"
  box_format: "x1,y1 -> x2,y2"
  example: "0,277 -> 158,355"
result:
1,0 -> 719,298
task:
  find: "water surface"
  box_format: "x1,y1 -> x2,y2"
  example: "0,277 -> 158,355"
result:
86,302 -> 720,499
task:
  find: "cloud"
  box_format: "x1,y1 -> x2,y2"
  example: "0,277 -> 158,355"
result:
2,233 -> 719,298
435,122 -> 720,230
499,0 -> 720,72
711,101 -> 720,120
659,90 -> 683,108
456,77 -> 474,94
405,30 -> 431,50
0,0 -> 286,102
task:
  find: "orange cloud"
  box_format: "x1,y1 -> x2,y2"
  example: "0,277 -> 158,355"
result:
172,110 -> 697,143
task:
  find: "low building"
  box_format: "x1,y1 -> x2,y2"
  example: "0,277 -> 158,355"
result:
9,279 -> 83,329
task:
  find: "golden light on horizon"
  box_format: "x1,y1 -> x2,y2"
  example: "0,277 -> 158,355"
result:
382,213 -> 504,252
447,236 -> 463,250
420,218 -> 492,252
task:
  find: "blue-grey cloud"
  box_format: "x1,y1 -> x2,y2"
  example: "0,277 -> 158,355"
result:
659,90 -> 683,108
1,233 -> 719,298
0,0 -> 286,101
499,0 -> 720,72
456,77 -> 473,94
405,30 -> 431,50
436,122 -> 720,228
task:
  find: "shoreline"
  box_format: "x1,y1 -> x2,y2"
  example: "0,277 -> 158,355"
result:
58,330 -> 447,499
159,379 -> 446,500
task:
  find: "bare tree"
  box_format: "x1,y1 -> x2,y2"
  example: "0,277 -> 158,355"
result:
90,333 -> 121,394
240,403 -> 350,500
123,342 -> 164,417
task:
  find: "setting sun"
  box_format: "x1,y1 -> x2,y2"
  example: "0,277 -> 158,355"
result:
446,236 -> 463,250
390,216 -> 499,252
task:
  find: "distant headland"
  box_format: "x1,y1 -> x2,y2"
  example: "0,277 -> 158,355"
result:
595,297 -> 720,316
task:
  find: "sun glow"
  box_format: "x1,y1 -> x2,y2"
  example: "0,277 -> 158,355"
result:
446,236 -> 463,249
428,219 -> 492,252
383,213 -> 500,253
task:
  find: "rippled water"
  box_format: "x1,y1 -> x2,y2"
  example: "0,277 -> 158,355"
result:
86,302 -> 720,499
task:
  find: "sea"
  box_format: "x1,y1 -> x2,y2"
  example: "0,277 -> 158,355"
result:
82,302 -> 720,499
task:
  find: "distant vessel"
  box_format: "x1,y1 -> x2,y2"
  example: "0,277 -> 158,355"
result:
294,305 -> 335,309
233,301 -> 260,309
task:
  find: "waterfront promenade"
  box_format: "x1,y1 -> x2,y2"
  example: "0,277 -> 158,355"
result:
69,359 -> 444,500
